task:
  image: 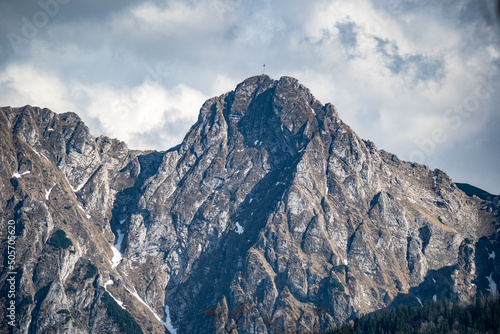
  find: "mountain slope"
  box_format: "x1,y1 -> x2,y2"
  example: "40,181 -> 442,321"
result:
0,75 -> 499,334
0,106 -> 165,333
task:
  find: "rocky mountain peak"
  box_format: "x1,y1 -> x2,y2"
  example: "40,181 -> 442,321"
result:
0,76 -> 498,334
191,74 -> 343,169
229,75 -> 336,133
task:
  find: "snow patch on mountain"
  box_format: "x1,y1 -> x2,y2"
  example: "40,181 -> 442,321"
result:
111,229 -> 124,268
126,287 -> 177,333
486,273 -> 497,295
12,171 -> 30,178
104,280 -> 125,309
45,183 -> 56,200
235,222 -> 244,235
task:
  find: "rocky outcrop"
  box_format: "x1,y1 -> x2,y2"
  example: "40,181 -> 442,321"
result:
0,106 -> 164,333
0,75 -> 499,333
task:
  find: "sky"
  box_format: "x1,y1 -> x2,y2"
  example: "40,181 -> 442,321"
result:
0,0 -> 499,194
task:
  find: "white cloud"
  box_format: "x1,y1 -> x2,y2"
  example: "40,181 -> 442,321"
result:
0,63 -> 207,150
112,0 -> 237,41
297,1 -> 499,145
211,74 -> 238,96
76,81 -> 208,149
0,0 -> 499,191
0,63 -> 78,113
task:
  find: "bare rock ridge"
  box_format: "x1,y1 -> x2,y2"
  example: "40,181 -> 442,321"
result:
0,75 -> 499,333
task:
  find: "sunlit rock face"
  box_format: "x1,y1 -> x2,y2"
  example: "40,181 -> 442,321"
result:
0,75 -> 498,333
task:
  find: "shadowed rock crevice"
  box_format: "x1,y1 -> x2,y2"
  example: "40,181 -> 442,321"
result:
28,282 -> 52,334
110,151 -> 164,247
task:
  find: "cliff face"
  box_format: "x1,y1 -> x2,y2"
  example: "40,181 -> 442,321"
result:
0,75 -> 499,333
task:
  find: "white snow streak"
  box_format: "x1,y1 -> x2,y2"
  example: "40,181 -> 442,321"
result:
486,273 -> 497,295
41,152 -> 51,162
77,205 -> 91,219
489,251 -> 496,260
104,280 -> 125,309
72,182 -> 86,192
126,287 -> 177,333
433,295 -> 437,301
164,305 -> 177,334
235,222 -> 244,235
45,183 -> 56,200
111,229 -> 124,268
31,147 -> 41,157
12,171 -> 30,178
104,280 -> 113,288
416,296 -> 423,306
64,174 -> 86,192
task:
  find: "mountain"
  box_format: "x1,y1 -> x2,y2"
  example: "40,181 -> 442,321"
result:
0,75 -> 499,334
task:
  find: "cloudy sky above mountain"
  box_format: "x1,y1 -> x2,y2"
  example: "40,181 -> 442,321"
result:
0,0 -> 499,193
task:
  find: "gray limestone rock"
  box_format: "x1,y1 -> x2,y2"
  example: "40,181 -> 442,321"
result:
0,76 -> 498,333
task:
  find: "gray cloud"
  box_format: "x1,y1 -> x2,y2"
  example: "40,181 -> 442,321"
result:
337,21 -> 358,48
374,37 -> 445,84
0,0 -> 499,193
